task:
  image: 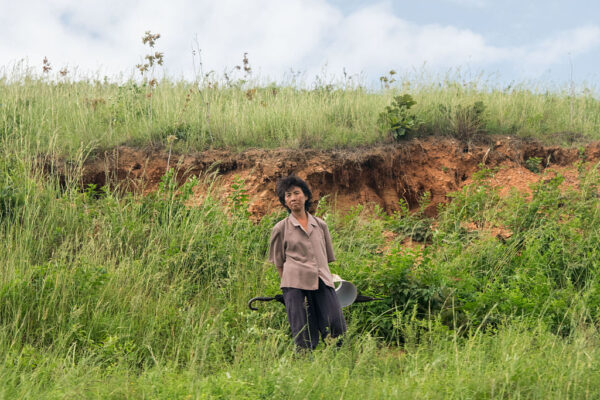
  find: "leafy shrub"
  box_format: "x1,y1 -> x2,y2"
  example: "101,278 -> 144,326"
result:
388,195 -> 433,243
525,156 -> 543,173
350,245 -> 456,343
229,175 -> 250,216
349,166 -> 600,343
378,94 -> 419,141
139,167 -> 199,226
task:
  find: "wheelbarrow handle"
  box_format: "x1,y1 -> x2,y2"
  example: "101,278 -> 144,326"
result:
248,293 -> 384,310
354,295 -> 385,303
248,295 -> 285,311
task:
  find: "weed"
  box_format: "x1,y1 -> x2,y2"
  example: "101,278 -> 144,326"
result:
42,57 -> 51,74
166,134 -> 177,169
229,175 -> 250,216
439,100 -> 487,144
136,31 -> 164,125
175,88 -> 193,127
389,195 -> 433,243
525,156 -> 543,173
379,69 -> 397,90
242,52 -> 252,77
377,94 -> 419,141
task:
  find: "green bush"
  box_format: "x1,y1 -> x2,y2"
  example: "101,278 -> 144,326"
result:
388,196 -> 433,243
377,94 -> 419,141
525,156 -> 543,173
344,166 -> 600,343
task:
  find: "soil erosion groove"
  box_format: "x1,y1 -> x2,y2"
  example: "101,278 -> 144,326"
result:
66,137 -> 600,217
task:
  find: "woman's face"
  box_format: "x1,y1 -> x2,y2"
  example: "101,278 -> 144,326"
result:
284,186 -> 307,213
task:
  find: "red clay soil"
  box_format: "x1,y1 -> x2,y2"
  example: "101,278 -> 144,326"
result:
62,136 -> 600,218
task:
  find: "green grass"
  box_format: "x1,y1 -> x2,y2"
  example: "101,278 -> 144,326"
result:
1,69 -> 600,158
2,323 -> 599,399
3,67 -> 600,397
2,138 -> 600,397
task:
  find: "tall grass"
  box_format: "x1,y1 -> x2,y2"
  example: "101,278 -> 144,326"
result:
2,136 -> 600,396
2,322 -> 599,398
1,68 -> 600,158
3,62 -> 600,396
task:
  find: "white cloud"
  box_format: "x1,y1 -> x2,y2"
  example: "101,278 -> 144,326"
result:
0,0 -> 599,83
319,3 -> 508,74
520,26 -> 600,68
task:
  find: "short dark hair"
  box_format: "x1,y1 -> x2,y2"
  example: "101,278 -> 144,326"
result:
276,175 -> 312,213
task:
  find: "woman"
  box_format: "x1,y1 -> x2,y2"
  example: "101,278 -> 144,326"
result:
268,175 -> 346,350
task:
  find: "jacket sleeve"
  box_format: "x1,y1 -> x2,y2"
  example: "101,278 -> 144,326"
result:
322,221 -> 336,263
268,224 -> 285,267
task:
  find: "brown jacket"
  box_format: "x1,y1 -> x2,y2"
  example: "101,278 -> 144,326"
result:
268,213 -> 336,290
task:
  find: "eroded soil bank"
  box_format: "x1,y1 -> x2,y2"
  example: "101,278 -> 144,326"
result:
50,136 -> 600,217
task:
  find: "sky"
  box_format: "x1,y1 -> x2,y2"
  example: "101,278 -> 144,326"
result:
1,0 -> 599,88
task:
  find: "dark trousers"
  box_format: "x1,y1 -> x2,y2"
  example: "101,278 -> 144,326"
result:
282,279 -> 347,350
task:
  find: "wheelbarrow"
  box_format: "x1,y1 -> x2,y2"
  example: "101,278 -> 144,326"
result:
248,275 -> 384,311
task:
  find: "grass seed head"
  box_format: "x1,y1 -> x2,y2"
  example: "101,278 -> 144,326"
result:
136,64 -> 149,74
243,52 -> 252,75
142,31 -> 161,47
42,57 -> 52,73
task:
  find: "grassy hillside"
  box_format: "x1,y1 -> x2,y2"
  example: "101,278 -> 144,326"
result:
2,140 -> 600,397
2,69 -> 600,397
1,69 -> 600,158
